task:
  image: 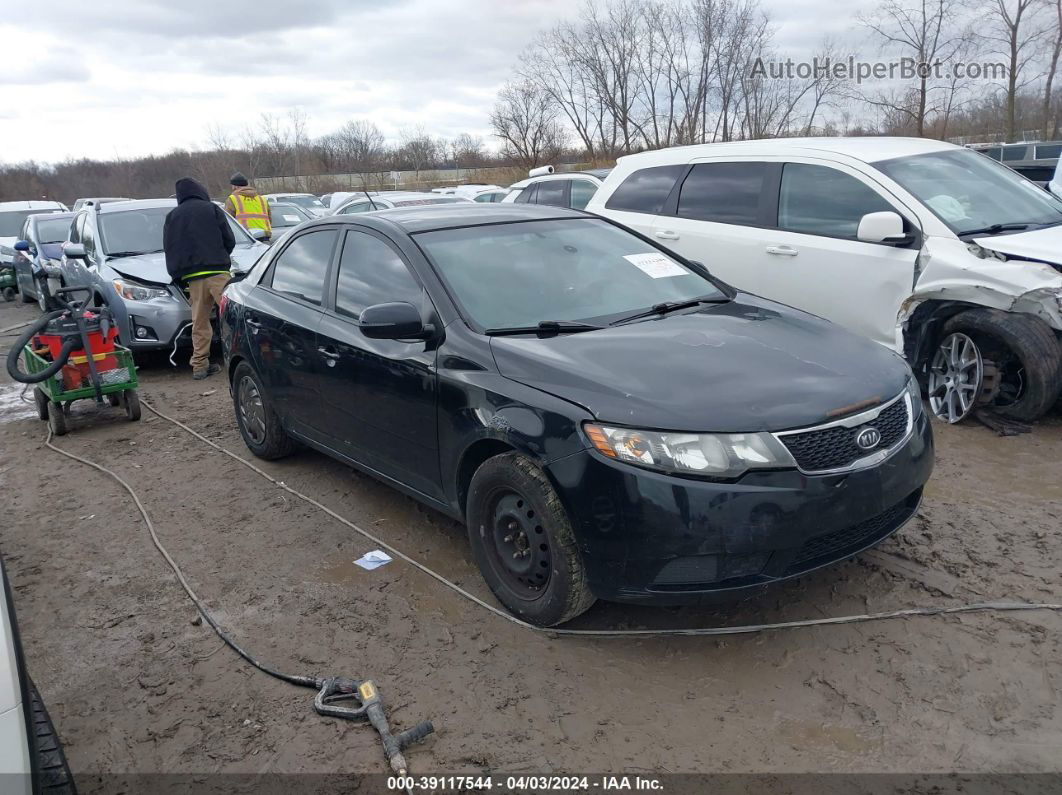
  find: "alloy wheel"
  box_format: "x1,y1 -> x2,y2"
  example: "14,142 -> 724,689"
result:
928,332 -> 983,423
238,375 -> 267,445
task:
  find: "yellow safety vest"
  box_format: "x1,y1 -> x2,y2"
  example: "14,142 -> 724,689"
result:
229,193 -> 271,235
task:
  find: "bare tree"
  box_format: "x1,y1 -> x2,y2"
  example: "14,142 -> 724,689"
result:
860,0 -> 967,136
396,126 -> 441,176
490,81 -> 568,169
1041,0 -> 1062,137
978,0 -> 1048,140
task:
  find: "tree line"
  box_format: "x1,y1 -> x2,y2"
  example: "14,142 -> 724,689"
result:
490,0 -> 1062,165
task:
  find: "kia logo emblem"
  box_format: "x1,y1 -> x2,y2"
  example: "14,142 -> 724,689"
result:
855,427 -> 882,450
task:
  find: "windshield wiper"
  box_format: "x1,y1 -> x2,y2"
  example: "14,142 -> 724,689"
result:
485,320 -> 604,336
956,223 -> 1030,237
106,249 -> 159,259
610,295 -> 730,326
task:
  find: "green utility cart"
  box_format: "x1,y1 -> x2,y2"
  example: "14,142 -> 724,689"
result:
23,344 -> 141,436
0,264 -> 16,302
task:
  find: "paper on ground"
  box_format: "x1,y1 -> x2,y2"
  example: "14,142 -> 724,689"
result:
354,550 -> 393,570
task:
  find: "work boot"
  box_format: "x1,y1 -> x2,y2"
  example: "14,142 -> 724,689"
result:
193,363 -> 221,381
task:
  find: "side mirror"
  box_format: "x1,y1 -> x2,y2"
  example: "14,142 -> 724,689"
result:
13,240 -> 30,252
857,211 -> 913,245
360,302 -> 432,340
64,243 -> 87,259
249,228 -> 268,241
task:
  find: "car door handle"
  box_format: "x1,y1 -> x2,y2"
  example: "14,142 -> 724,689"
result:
318,346 -> 340,360
245,316 -> 262,329
655,230 -> 680,240
765,245 -> 798,256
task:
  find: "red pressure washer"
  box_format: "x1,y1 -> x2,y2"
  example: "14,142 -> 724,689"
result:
6,270 -> 140,435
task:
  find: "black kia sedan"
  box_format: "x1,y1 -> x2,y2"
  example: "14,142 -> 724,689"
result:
219,204 -> 933,626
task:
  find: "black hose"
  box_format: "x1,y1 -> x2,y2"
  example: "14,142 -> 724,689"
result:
5,311 -> 78,384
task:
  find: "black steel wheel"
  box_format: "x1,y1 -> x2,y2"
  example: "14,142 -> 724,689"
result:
231,360 -> 299,459
466,452 -> 594,626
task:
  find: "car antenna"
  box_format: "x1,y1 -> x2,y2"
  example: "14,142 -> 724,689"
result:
362,180 -> 379,210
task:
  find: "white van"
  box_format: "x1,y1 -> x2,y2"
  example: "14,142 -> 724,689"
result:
588,137 -> 1062,423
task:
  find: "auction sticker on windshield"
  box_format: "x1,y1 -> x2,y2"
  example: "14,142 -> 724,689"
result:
624,252 -> 686,278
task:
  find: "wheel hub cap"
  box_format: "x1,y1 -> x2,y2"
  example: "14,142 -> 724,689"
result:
238,375 -> 267,444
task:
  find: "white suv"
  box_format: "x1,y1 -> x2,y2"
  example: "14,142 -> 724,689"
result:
502,168 -> 611,210
588,137 -> 1062,424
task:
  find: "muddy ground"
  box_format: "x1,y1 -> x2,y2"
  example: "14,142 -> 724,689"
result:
1,297 -> 1061,791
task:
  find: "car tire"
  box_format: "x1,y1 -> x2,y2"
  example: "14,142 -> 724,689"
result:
939,308 -> 1062,422
231,361 -> 299,459
27,679 -> 77,795
466,452 -> 595,627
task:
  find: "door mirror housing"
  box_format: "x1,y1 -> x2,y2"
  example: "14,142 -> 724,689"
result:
248,228 -> 268,241
64,243 -> 87,259
857,211 -> 913,245
359,302 -> 432,340
13,240 -> 30,252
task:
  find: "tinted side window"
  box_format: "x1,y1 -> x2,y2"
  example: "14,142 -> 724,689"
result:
982,147 -> 1003,161
269,229 -> 337,305
778,163 -> 894,240
1001,146 -> 1027,162
677,162 -> 767,225
1035,144 -> 1062,159
534,180 -> 568,207
513,184 -> 537,204
81,219 -> 96,256
70,213 -> 86,244
569,180 -> 598,210
605,165 -> 686,214
334,230 -> 420,320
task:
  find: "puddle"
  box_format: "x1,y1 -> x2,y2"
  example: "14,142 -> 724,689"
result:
0,382 -> 37,424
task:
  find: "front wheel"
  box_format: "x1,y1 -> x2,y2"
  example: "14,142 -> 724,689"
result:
231,361 -> 299,459
466,452 -> 595,626
928,308 -> 1062,423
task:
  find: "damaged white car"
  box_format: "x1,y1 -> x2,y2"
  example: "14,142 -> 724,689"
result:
588,137 -> 1062,423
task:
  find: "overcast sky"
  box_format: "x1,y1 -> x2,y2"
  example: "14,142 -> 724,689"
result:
0,0 -> 869,164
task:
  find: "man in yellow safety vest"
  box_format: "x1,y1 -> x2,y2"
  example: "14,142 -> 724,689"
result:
224,172 -> 272,240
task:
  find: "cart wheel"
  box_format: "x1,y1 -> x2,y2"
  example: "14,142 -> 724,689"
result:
123,390 -> 141,421
2,287 -> 14,302
48,404 -> 67,436
33,388 -> 49,421
107,393 -> 121,407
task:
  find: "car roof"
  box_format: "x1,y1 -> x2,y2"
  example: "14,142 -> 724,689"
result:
30,211 -> 74,223
0,200 -> 66,211
310,202 -> 586,234
98,198 -> 176,213
614,136 -> 956,167
509,170 -> 609,189
266,192 -> 316,198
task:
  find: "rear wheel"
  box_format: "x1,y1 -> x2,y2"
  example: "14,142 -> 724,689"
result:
928,309 -> 1062,423
47,403 -> 67,436
232,361 -> 299,459
466,452 -> 594,626
33,388 -> 49,421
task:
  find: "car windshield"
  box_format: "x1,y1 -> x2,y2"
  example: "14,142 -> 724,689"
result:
415,218 -> 725,330
37,216 -> 71,243
271,205 -> 310,226
281,195 -> 324,210
0,210 -> 52,237
101,206 -> 255,255
874,148 -> 1062,235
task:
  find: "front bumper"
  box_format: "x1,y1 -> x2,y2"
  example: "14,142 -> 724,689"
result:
548,411 -> 934,604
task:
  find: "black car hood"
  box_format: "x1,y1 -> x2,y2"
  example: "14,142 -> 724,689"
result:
489,294 -> 910,433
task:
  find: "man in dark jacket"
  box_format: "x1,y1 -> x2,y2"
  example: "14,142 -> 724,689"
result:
164,177 -> 235,380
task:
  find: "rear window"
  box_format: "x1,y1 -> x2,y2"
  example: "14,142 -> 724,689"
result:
676,162 -> 768,226
1035,144 -> 1062,160
605,165 -> 686,214
533,180 -> 568,207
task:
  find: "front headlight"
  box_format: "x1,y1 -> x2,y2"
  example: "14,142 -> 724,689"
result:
113,278 -> 172,301
906,373 -> 924,418
584,423 -> 796,479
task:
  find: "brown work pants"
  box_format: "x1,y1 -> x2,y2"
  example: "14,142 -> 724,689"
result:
187,274 -> 229,373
